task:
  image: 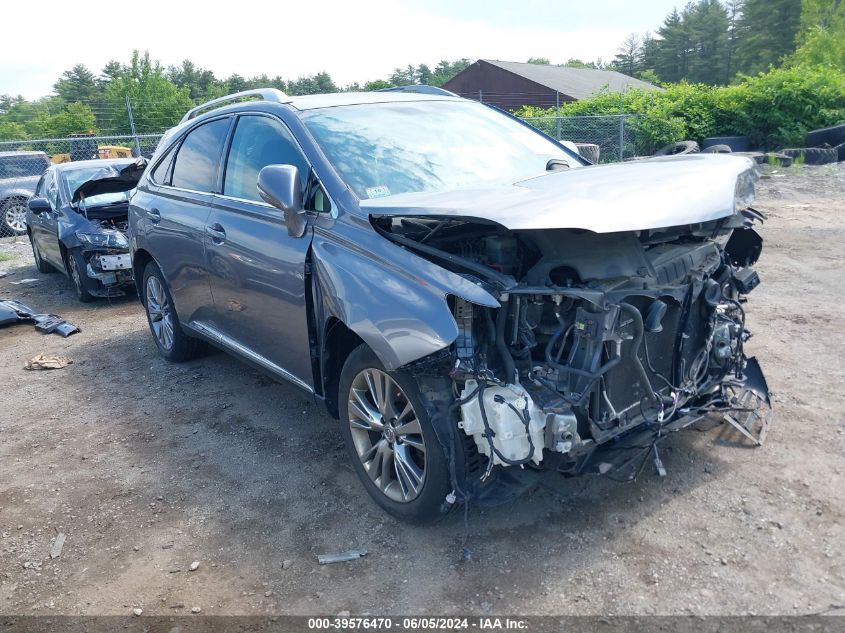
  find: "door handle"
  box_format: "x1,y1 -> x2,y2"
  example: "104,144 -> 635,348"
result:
148,208 -> 161,224
206,223 -> 226,244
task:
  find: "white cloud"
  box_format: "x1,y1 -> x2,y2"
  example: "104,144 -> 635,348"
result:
1,0 -> 630,99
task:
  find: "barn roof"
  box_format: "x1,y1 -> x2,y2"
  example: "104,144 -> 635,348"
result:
478,59 -> 661,99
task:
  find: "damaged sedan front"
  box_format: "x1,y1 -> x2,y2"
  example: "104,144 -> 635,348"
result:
26,158 -> 146,302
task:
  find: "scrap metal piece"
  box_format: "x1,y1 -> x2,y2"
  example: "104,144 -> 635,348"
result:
316,549 -> 368,565
652,445 -> 667,477
32,314 -> 80,337
0,300 -> 80,337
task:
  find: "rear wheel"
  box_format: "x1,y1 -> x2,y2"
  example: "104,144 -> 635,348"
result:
1,197 -> 28,236
30,234 -> 54,273
339,344 -> 450,523
142,261 -> 203,362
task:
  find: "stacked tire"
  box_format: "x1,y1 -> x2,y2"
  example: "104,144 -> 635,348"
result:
781,122 -> 845,166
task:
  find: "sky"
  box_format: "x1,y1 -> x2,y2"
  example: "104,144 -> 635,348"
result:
0,0 -> 682,100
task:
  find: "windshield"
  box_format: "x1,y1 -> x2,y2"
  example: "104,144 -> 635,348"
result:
64,167 -> 131,206
301,100 -> 579,200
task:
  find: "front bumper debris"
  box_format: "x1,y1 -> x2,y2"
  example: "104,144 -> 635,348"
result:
0,300 -> 80,337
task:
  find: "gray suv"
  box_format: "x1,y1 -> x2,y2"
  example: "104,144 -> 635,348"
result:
130,89 -> 770,522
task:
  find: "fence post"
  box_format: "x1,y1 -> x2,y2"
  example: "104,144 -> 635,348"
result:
478,89 -> 483,103
555,91 -> 561,141
618,93 -> 625,162
125,95 -> 141,158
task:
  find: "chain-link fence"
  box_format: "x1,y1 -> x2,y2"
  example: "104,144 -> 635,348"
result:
0,107 -> 641,236
0,134 -> 162,236
521,114 -> 639,163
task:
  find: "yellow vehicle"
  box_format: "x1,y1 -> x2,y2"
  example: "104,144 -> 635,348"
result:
51,134 -> 134,164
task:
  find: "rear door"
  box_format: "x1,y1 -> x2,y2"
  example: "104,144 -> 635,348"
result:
204,113 -> 316,389
140,116 -> 232,324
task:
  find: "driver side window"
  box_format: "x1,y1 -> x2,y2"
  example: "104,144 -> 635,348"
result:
45,172 -> 59,209
223,115 -> 314,204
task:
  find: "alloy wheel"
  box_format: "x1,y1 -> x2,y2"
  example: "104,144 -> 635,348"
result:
146,276 -> 175,351
3,202 -> 27,234
347,368 -> 427,502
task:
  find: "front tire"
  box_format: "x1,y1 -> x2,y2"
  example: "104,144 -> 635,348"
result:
339,344 -> 450,523
142,261 -> 203,362
66,248 -> 96,302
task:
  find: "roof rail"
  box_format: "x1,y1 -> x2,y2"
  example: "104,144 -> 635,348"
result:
374,85 -> 458,97
180,88 -> 292,124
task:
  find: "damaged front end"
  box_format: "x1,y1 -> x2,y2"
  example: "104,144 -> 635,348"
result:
74,219 -> 134,296
372,173 -> 771,505
67,159 -> 145,297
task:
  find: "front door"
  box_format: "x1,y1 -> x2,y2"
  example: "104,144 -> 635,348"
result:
33,171 -> 63,269
204,114 -> 316,390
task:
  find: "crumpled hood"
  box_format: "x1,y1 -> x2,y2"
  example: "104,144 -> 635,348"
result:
71,158 -> 147,203
362,154 -> 757,233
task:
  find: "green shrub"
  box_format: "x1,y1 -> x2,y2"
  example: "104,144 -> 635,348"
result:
515,64 -> 845,152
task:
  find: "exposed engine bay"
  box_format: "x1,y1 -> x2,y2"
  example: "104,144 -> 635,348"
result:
373,206 -> 771,499
75,204 -> 133,296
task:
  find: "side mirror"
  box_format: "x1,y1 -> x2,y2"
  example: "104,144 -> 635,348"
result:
28,197 -> 51,214
257,164 -> 306,238
257,165 -> 303,214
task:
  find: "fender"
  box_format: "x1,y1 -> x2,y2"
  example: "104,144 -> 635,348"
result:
311,220 -> 498,371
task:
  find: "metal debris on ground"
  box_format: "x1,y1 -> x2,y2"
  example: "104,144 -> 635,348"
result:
0,300 -> 80,337
317,549 -> 368,564
24,354 -> 73,370
50,532 -> 66,559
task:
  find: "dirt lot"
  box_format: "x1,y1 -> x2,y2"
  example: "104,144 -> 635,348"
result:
1,164 -> 844,617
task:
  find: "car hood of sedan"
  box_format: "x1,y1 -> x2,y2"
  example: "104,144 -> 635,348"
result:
362,154 -> 757,233
71,158 -> 147,204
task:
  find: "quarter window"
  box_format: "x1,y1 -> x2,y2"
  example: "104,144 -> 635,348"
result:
150,143 -> 176,185
171,118 -> 230,193
223,115 -> 309,202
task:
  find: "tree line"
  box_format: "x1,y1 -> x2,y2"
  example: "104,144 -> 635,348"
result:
609,0 -> 841,86
0,54 -> 471,140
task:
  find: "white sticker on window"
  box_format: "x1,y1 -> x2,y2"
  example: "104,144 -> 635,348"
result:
365,185 -> 391,199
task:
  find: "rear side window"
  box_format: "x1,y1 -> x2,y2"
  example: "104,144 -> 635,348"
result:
223,115 -> 309,202
171,118 -> 230,193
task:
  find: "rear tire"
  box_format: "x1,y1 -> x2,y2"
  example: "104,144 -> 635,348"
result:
338,344 -> 450,523
30,234 -> 54,273
142,261 -> 204,362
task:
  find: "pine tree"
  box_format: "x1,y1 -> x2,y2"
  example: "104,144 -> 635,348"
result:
734,0 -> 802,75
686,0 -> 731,84
654,8 -> 688,83
614,34 -> 642,76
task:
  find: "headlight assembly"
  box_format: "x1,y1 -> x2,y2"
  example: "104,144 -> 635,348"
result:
734,167 -> 758,211
75,229 -> 129,249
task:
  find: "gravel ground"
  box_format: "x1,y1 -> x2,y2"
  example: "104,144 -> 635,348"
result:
0,164 -> 843,617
